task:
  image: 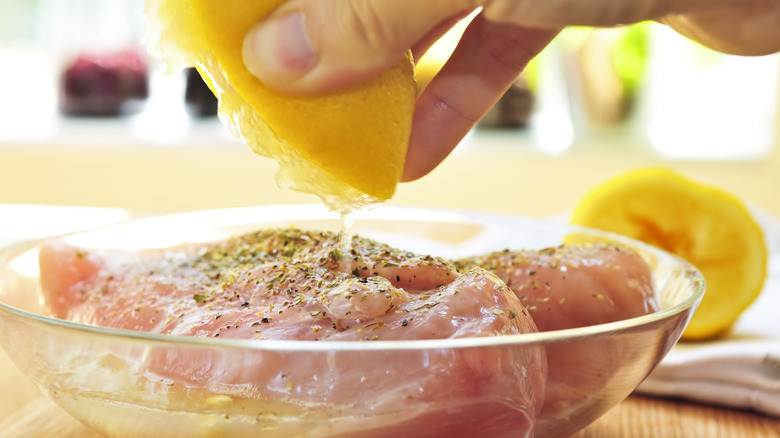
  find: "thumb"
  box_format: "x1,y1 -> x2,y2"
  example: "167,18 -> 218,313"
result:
243,0 -> 477,94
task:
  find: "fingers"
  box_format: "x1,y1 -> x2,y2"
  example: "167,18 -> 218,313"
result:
480,0 -> 735,28
402,16 -> 558,182
242,0 -> 760,96
243,0 -> 478,94
482,0 -> 662,27
661,0 -> 780,56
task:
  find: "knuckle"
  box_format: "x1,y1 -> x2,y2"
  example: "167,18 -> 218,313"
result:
478,24 -> 540,72
340,0 -> 400,54
481,0 -> 674,26
482,0 -> 535,24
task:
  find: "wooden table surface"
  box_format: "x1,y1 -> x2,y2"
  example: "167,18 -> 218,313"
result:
2,349 -> 778,438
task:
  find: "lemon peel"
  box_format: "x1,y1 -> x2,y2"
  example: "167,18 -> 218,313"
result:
144,0 -> 416,212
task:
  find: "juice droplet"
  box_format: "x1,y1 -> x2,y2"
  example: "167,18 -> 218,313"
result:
338,212 -> 355,267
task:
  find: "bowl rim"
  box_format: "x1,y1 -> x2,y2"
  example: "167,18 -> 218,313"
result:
0,205 -> 705,352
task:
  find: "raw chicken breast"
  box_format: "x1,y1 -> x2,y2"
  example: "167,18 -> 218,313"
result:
39,228 -> 545,438
455,243 -> 661,435
454,243 -> 660,331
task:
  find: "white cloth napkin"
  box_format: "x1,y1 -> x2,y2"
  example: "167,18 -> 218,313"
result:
636,211 -> 780,417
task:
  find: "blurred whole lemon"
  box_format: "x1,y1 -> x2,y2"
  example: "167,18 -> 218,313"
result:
571,167 -> 767,340
144,0 -> 416,212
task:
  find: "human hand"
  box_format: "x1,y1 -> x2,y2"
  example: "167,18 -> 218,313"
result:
243,0 -> 780,181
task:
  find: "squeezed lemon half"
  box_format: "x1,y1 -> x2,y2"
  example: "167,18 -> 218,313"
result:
144,0 -> 416,212
571,167 -> 768,340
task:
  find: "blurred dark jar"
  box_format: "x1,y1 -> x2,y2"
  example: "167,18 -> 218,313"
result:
60,48 -> 148,117
51,0 -> 148,117
184,68 -> 218,118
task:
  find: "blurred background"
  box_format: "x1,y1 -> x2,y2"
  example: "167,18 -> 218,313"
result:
0,0 -> 778,218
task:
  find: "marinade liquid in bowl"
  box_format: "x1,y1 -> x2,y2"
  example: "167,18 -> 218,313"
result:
0,205 -> 704,438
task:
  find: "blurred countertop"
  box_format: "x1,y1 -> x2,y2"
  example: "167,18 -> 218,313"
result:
0,126 -> 778,219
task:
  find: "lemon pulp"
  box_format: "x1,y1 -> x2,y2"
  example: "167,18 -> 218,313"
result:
144,0 -> 416,214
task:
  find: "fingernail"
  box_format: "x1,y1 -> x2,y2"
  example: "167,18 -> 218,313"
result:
243,12 -> 317,81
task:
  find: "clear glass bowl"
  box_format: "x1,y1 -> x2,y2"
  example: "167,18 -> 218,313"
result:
0,205 -> 703,438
